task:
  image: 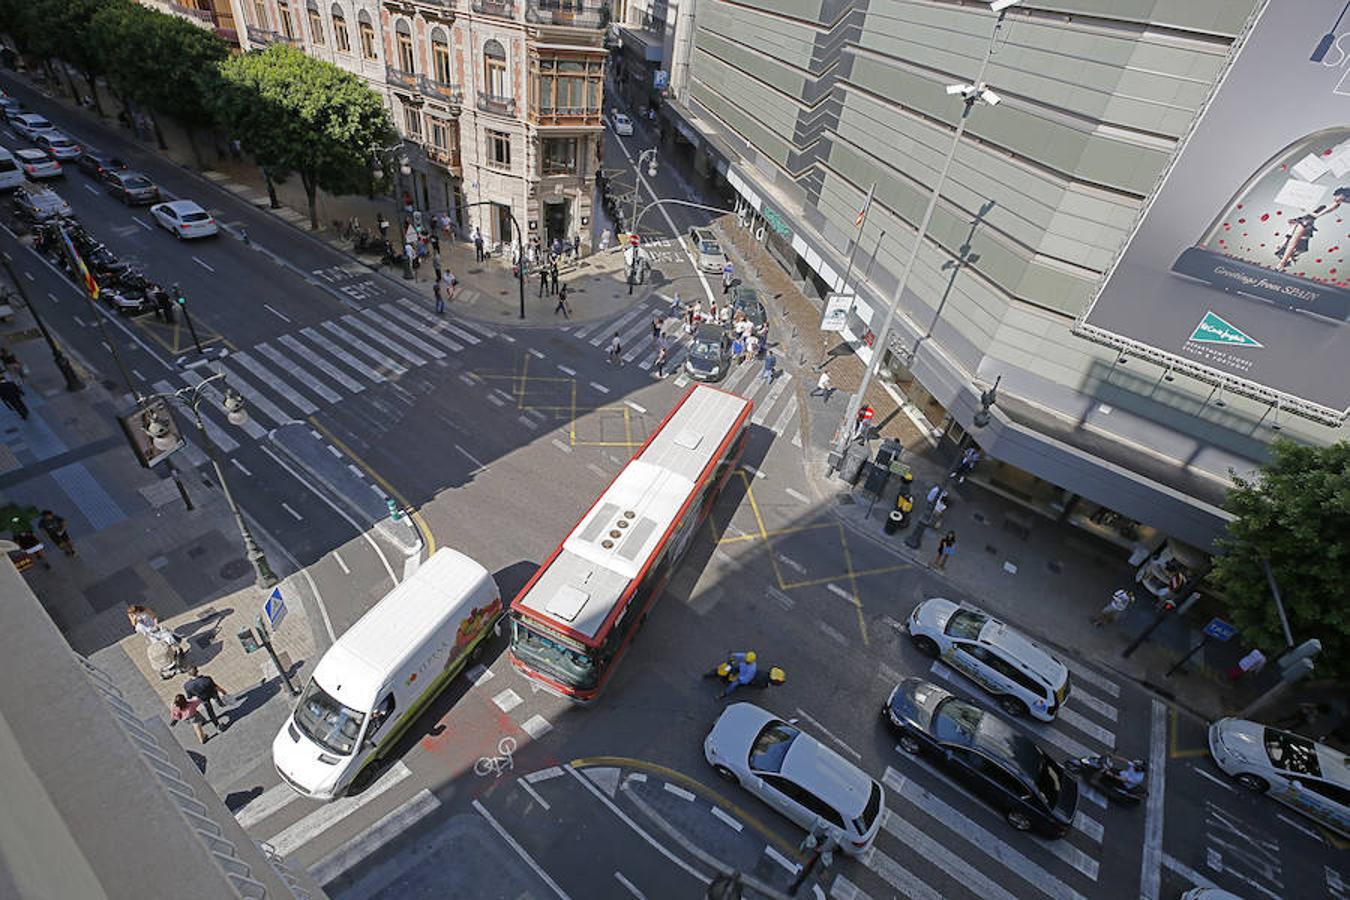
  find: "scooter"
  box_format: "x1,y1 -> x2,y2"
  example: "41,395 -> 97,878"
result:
703,656 -> 787,696
1063,755 -> 1147,806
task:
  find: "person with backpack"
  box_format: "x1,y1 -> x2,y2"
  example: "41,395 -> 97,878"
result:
607,332 -> 622,366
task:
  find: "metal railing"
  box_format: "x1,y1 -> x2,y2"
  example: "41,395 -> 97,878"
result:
476,92 -> 517,116
427,145 -> 462,169
525,0 -> 607,28
534,105 -> 602,125
245,24 -> 282,45
419,75 -> 463,106
386,64 -> 418,90
471,0 -> 515,17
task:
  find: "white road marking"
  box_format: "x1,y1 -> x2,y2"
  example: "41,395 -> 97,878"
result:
357,307 -> 446,359
322,320 -> 408,376
235,782 -> 302,830
1079,783 -> 1107,809
22,271 -> 33,281
486,393 -> 506,407
929,661 -> 1096,759
277,334 -> 366,393
263,303 -> 291,322
525,766 -> 565,784
255,342 -> 342,404
47,291 -> 59,304
466,664 -> 494,686
230,351 -> 317,415
517,777 -> 552,811
879,807 -> 1019,900
327,444 -> 342,457
557,364 -> 577,376
826,583 -> 853,602
1191,765 -> 1235,792
1057,706 -> 1116,748
1073,810 -> 1105,844
794,707 -> 862,760
301,326 -> 388,382
1277,812 -> 1325,842
456,444 -> 489,474
308,788 -> 441,886
378,303 -> 465,352
855,848 -> 941,900
785,488 -> 811,504
1061,657 -> 1121,697
519,415 -> 538,429
817,621 -> 847,646
624,399 -> 647,414
614,871 -> 646,899
493,688 -> 523,713
192,255 -> 215,273
521,714 -> 553,739
528,348 -> 546,360
587,463 -> 608,478
133,217 -> 152,231
710,806 -> 743,832
1068,690 -> 1118,722
552,438 -> 573,453
82,183 -> 101,195
1139,698 -> 1167,900
662,782 -> 695,801
764,845 -> 799,874
331,551 -> 350,575
741,463 -> 765,479
280,502 -> 303,522
343,313 -> 426,366
776,554 -> 805,574
589,381 -> 611,394
473,800 -> 572,900
264,762 -> 411,855
230,458 -> 252,477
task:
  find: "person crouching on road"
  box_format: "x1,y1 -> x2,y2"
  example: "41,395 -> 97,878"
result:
719,651 -> 758,698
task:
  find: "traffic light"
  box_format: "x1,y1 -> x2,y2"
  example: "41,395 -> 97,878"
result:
171,283 -> 186,305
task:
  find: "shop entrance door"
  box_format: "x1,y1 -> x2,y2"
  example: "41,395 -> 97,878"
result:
545,200 -> 569,245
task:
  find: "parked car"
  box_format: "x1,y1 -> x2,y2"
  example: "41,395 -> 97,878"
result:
102,170 -> 159,205
705,703 -> 885,855
731,286 -> 768,335
0,98 -> 25,122
11,113 -> 56,141
12,186 -> 72,222
685,323 -> 732,382
609,111 -> 634,136
0,149 -> 24,191
1208,718 -> 1350,838
14,148 -> 62,180
905,597 -> 1070,721
883,677 -> 1077,836
75,150 -> 128,177
150,199 -> 218,239
688,226 -> 725,273
34,131 -> 81,161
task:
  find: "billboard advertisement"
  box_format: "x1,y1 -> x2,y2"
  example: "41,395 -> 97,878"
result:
1077,0 -> 1350,415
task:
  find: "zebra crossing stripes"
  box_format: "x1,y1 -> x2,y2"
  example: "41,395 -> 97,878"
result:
180,370 -> 267,440
230,350 -> 319,415
341,314 -> 427,366
321,320 -> 408,376
770,394 -> 799,436
393,299 -> 483,347
276,334 -> 366,393
214,359 -> 295,427
357,307 -> 446,360
153,380 -> 239,453
879,808 -> 1021,900
379,303 -> 464,352
589,306 -> 648,346
255,342 -> 343,404
299,326 -> 387,383
751,373 -> 793,425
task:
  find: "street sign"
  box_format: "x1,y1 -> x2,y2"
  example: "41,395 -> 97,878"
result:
629,233 -> 640,247
264,587 -> 288,630
1203,617 -> 1237,642
861,405 -> 875,421
821,292 -> 852,332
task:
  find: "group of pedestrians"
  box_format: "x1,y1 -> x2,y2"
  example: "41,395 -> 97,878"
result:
169,666 -> 233,745
9,510 -> 76,571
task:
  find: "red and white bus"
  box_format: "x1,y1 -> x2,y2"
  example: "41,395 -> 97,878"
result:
508,384 -> 753,702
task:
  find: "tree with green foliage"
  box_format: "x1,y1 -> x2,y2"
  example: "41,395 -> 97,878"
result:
212,45 -> 396,229
1212,439 -> 1350,678
30,0 -> 120,115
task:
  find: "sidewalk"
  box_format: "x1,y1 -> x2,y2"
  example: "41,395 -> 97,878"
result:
712,218 -> 1262,723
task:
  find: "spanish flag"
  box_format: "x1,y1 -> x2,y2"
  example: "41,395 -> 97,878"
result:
57,225 -> 99,301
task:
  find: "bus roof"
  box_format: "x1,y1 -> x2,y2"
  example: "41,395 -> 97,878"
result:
515,385 -> 750,644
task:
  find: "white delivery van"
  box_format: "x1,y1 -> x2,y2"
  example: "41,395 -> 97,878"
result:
0,149 -> 24,191
273,548 -> 501,799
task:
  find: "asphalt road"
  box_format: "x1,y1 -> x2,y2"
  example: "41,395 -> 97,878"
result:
1,74 -> 1339,900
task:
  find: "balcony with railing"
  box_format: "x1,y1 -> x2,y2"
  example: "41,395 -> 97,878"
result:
476,92 -> 517,117
525,0 -> 607,29
246,25 -> 284,46
426,144 -> 462,173
531,104 -> 603,127
386,65 -> 419,92
471,0 -> 515,18
419,76 -> 464,108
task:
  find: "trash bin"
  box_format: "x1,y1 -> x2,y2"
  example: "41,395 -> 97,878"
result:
839,443 -> 869,485
885,511 -> 905,535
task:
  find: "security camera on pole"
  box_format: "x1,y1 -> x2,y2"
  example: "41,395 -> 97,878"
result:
832,0 -> 1019,477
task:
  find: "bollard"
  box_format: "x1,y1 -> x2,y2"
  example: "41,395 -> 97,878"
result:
386,498 -> 404,522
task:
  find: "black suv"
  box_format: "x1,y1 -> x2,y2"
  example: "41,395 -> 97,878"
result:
731,286 -> 768,337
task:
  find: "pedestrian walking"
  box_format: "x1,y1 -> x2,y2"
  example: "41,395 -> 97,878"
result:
433,279 -> 445,315
0,378 -> 28,420
552,237 -> 563,259
554,284 -> 571,318
761,350 -> 776,382
1092,589 -> 1135,627
721,262 -> 734,295
14,529 -> 50,569
433,254 -> 442,283
169,693 -> 210,744
731,335 -> 745,364
810,371 -> 833,400
951,446 -> 982,483
573,234 -> 581,257
404,239 -> 417,275
670,291 -> 682,316
430,230 -> 440,257
1,346 -> 23,382
377,213 -> 389,241
183,666 -> 230,730
627,266 -> 636,295
1227,647 -> 1267,681
932,494 -> 949,527
473,227 -> 485,262
600,229 -> 612,251
549,261 -> 559,295
651,316 -> 662,343
38,510 -> 74,556
746,334 -> 760,360
654,340 -> 669,378
446,271 -> 458,302
607,332 -> 622,366
933,531 -> 957,569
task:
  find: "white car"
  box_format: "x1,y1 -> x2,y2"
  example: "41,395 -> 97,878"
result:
1208,717 -> 1350,838
610,111 -> 633,136
34,131 -> 81,161
704,703 -> 884,856
14,148 -> 62,180
150,199 -> 218,239
905,598 -> 1070,722
11,113 -> 56,141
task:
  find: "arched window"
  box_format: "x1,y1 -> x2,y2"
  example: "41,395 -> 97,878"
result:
431,27 -> 452,85
307,0 -> 324,45
395,19 -> 415,73
358,10 -> 377,60
277,0 -> 296,38
331,4 -> 350,52
252,0 -> 269,29
484,39 -> 507,98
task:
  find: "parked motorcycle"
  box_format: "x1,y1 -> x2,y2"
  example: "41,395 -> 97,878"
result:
102,270 -> 157,316
1063,755 -> 1147,806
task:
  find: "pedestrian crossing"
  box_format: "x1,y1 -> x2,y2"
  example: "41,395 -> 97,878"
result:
840,661 -> 1126,900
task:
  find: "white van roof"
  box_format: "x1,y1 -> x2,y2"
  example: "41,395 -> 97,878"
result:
312,548 -> 495,711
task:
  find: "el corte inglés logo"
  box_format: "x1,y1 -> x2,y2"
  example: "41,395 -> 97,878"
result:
1188,311 -> 1263,348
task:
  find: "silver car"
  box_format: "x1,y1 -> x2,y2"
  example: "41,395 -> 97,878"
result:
34,131 -> 82,161
704,703 -> 885,855
14,149 -> 62,180
11,113 -> 55,141
13,186 -> 72,222
1208,717 -> 1349,838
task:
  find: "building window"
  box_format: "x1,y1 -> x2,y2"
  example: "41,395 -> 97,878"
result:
403,105 -> 422,137
332,4 -> 349,52
431,28 -> 452,84
487,129 -> 511,169
278,0 -> 296,38
307,1 -> 324,44
533,55 -> 603,115
430,119 -> 448,151
395,19 -> 415,73
541,137 -> 577,175
358,11 -> 377,59
484,39 -> 508,98
252,0 -> 268,28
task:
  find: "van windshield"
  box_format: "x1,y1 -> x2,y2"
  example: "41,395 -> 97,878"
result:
511,619 -> 597,689
293,680 -> 366,756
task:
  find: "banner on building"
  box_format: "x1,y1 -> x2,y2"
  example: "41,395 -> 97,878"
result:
821,292 -> 853,332
1075,0 -> 1350,415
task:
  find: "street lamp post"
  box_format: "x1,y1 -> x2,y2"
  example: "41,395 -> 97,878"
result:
462,200 -> 526,319
631,149 -> 659,228
142,372 -> 278,590
834,0 -> 1018,467
372,145 -> 415,280
0,254 -> 83,392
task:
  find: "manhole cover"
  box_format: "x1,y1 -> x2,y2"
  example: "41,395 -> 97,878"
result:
219,559 -> 251,580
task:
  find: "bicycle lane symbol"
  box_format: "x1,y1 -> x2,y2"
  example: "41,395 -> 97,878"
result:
474,735 -> 517,778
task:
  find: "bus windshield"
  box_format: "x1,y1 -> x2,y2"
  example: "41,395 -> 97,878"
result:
293,680 -> 366,756
511,619 -> 598,690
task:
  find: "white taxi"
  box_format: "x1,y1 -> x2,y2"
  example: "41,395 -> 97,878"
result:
906,598 -> 1070,722
1208,717 -> 1349,838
